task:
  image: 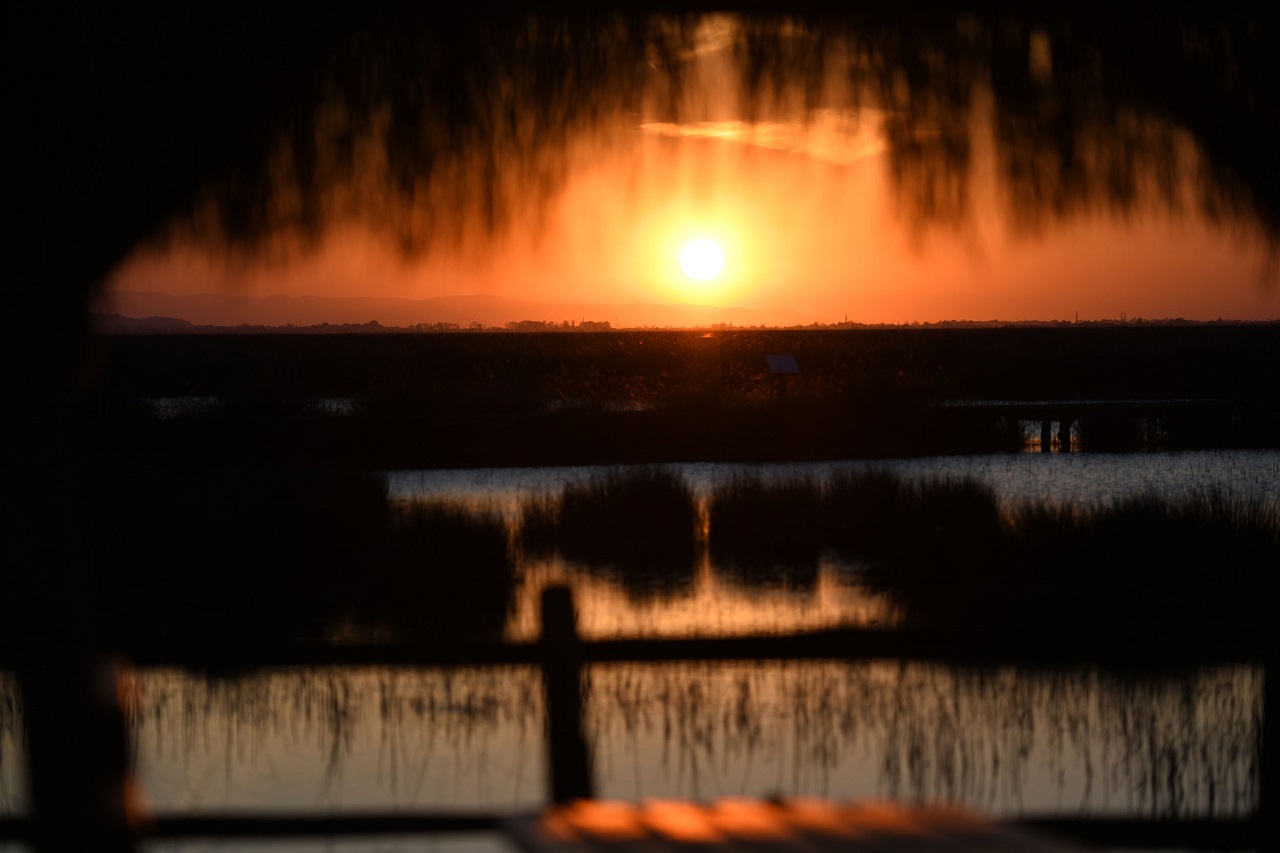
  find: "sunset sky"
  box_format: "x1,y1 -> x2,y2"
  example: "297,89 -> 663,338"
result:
103,18 -> 1280,327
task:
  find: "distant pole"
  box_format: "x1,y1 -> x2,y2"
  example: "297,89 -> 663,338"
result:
540,585 -> 594,804
1059,415 -> 1074,452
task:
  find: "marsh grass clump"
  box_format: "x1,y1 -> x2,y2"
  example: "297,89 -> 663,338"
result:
707,476 -> 826,588
519,468 -> 699,595
823,470 -> 913,561
703,467 -> 1277,654
863,487 -> 1279,653
704,471 -> 1005,593
822,471 -> 1007,569
517,491 -> 562,557
1054,493 -> 1277,639
823,473 -> 1007,625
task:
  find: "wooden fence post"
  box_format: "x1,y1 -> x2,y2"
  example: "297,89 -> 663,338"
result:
1263,633 -> 1278,853
540,585 -> 594,804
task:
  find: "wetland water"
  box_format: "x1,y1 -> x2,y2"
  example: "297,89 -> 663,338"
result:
392,449 -> 1280,640
1,450 -> 1275,848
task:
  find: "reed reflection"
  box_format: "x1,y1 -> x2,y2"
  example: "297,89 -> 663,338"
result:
508,467 -> 1279,655
587,662 -> 1259,815
511,466 -> 886,639
124,667 -> 545,813
0,662 -> 1253,817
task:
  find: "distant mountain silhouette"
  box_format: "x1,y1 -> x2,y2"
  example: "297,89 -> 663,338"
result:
90,313 -> 194,333
98,291 -> 817,329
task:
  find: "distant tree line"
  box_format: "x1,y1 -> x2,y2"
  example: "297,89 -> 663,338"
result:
503,319 -> 613,332
93,312 -> 1279,335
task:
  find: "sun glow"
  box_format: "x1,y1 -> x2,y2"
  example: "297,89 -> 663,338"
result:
680,239 -> 725,281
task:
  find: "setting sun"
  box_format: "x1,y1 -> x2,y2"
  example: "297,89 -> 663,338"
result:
679,239 -> 725,281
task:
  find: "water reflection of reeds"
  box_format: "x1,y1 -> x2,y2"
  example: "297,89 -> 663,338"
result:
585,662 -> 1260,818
0,662 -> 1254,818
122,667 -> 545,812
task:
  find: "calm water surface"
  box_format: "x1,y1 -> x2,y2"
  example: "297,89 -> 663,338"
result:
1,450 -> 1272,851
3,663 -> 1259,822
386,449 -> 1280,518
390,449 -> 1280,640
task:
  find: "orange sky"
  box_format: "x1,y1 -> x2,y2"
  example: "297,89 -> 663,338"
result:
103,22 -> 1280,326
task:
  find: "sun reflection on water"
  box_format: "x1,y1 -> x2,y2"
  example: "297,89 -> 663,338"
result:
506,553 -> 892,642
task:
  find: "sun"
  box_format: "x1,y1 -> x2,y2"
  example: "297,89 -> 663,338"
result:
680,239 -> 725,281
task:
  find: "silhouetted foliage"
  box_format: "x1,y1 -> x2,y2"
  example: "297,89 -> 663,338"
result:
86,461 -> 382,656
81,460 -> 514,660
12,6 -> 1280,345
126,7 -> 1280,255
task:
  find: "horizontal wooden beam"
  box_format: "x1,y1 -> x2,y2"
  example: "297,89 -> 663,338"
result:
105,627 -> 1260,671
0,812 -> 499,842
1016,816 -> 1260,850
0,813 -> 1258,847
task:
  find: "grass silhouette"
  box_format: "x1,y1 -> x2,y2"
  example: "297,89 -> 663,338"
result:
707,476 -> 826,589
703,470 -> 1277,654
848,483 -> 1275,654
520,467 -> 699,599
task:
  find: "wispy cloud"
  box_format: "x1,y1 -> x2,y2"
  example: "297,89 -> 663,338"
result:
639,110 -> 886,166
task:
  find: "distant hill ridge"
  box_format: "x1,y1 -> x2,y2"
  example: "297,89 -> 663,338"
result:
98,291 -> 817,329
